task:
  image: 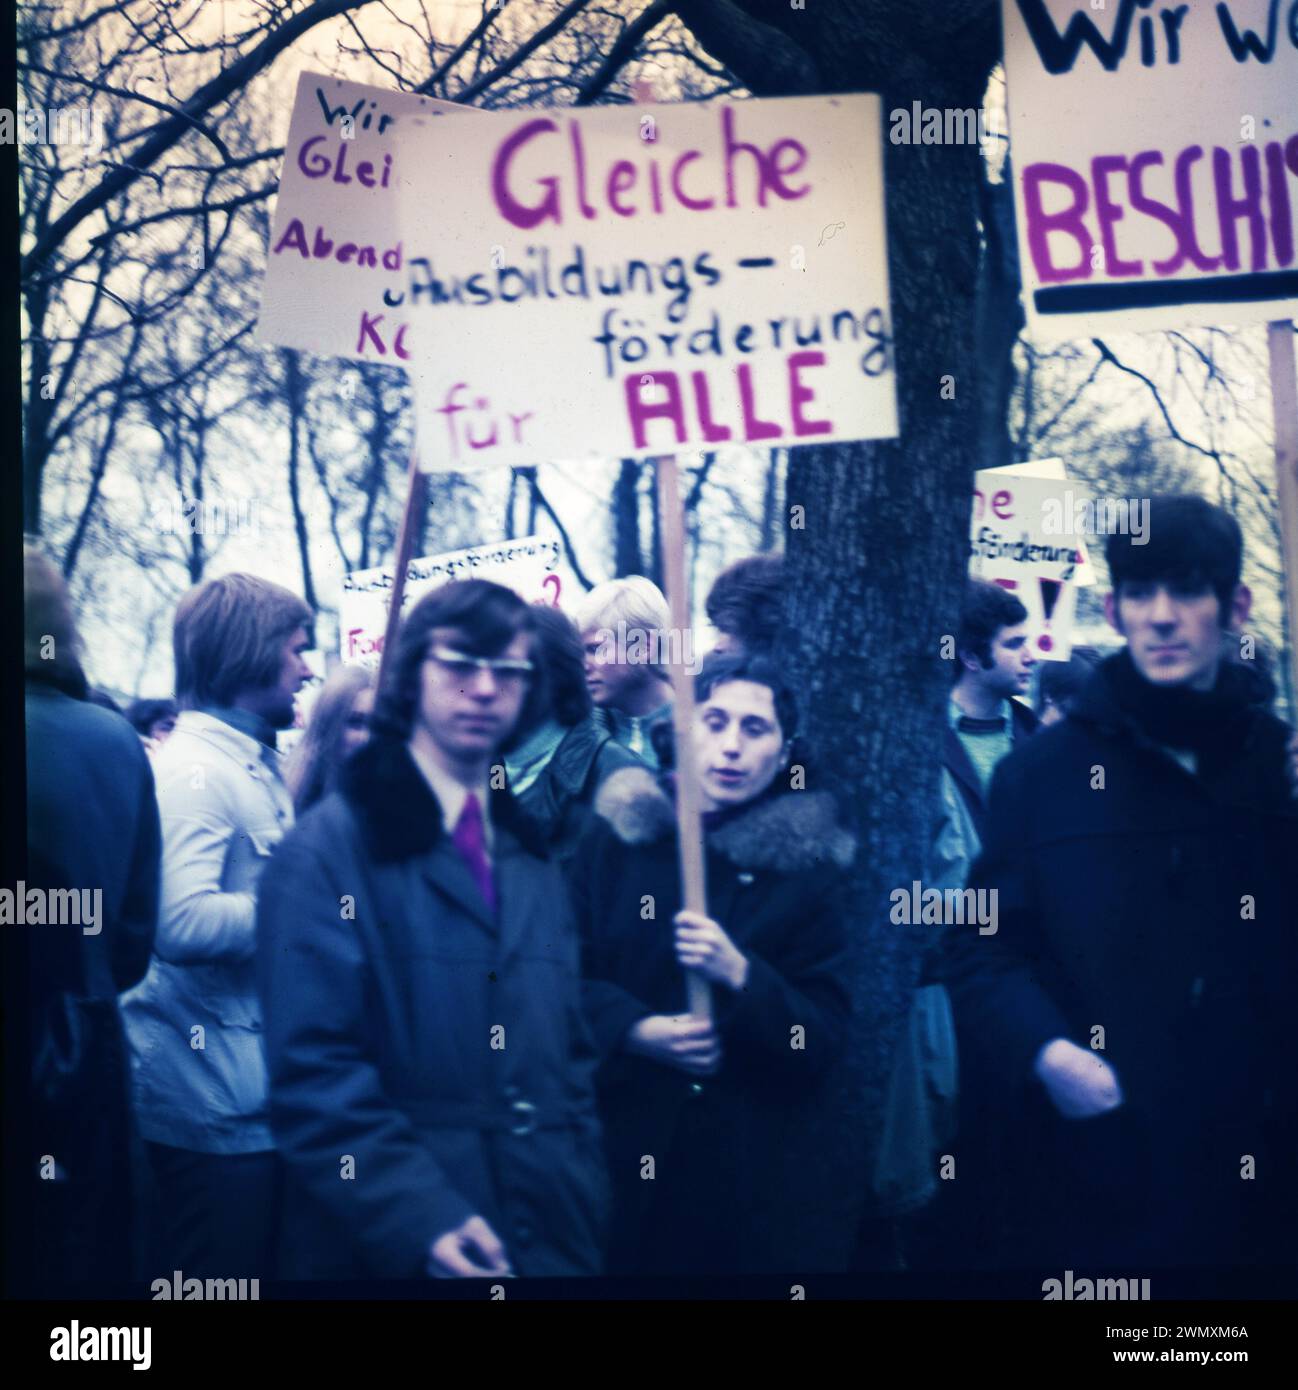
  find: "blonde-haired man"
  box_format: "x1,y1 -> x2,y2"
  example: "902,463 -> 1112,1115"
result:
573,577 -> 675,769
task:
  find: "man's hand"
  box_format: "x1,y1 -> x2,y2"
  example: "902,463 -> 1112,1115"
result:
428,1215 -> 513,1279
625,1014 -> 721,1076
673,910 -> 749,991
1034,1038 -> 1124,1119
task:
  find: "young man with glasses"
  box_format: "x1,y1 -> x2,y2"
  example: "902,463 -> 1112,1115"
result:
257,580 -> 608,1280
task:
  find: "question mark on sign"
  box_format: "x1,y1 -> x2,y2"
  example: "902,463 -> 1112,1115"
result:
542,574 -> 562,606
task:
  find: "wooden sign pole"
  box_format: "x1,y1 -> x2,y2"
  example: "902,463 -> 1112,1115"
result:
375,452 -> 428,693
1268,320 -> 1298,716
654,454 -> 712,1021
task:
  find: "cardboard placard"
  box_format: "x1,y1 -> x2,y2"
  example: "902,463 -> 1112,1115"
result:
1003,0 -> 1298,339
383,94 -> 898,468
340,536 -> 561,667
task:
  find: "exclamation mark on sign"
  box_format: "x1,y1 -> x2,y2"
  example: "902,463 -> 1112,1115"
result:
1038,579 -> 1061,654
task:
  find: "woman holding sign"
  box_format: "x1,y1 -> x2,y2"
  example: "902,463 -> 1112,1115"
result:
570,652 -> 853,1275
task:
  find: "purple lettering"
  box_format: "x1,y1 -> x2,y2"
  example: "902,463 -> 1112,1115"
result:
1022,161 -> 1092,283
297,135 -> 332,179
607,160 -> 637,217
273,218 -> 309,259
1092,155 -> 1142,277
768,138 -> 811,200
1265,139 -> 1294,267
671,151 -> 713,211
690,371 -> 732,442
491,118 -> 561,230
723,106 -> 770,209
736,363 -> 781,441
1173,147 -> 1222,272
571,121 -> 596,221
787,351 -> 831,437
1127,151 -> 1188,275
1213,143 -> 1266,272
626,372 -> 686,449
357,310 -> 387,355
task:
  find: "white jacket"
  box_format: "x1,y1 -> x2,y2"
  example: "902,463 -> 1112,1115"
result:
121,711 -> 292,1153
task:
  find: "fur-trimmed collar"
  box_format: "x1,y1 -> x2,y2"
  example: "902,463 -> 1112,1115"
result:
340,736 -> 549,864
593,765 -> 856,874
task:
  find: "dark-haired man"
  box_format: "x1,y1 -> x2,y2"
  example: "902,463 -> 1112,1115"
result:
885,581 -> 1038,1264
944,580 -> 1038,840
943,495 -> 1298,1273
705,554 -> 785,659
258,580 -> 607,1279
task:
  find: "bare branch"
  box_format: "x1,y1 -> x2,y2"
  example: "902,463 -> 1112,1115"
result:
24,0 -> 385,275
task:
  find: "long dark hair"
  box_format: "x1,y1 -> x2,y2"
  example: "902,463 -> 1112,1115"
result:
285,665 -> 375,813
373,579 -> 545,742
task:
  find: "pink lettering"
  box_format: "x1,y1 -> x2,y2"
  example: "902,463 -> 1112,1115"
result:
1022,161 -> 1092,284
626,372 -> 687,449
787,351 -> 832,437
492,118 -> 561,230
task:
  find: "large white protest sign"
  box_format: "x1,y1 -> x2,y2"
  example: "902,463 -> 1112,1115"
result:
257,74 -> 469,357
340,536 -> 561,667
380,94 -> 896,469
1003,0 -> 1298,339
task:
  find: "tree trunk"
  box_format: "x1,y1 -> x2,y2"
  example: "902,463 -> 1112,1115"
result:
676,0 -> 1000,1268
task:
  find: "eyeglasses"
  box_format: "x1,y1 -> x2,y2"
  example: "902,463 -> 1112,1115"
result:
425,644 -> 534,686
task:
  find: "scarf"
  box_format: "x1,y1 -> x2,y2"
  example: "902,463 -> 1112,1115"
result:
200,704 -> 278,750
1101,649 -> 1256,762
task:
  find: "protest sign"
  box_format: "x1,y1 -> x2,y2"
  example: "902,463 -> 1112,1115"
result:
381,94 -> 897,469
1002,0 -> 1298,340
969,461 -> 1097,585
340,536 -> 561,667
257,73 -> 470,357
986,570 -> 1079,661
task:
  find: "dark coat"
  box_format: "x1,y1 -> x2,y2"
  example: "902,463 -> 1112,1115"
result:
940,657 -> 1298,1268
25,681 -> 160,1291
570,767 -> 854,1274
256,737 -> 609,1281
514,718 -> 641,863
941,694 -> 1037,841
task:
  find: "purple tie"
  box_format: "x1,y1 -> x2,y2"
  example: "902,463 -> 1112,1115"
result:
451,793 -> 496,916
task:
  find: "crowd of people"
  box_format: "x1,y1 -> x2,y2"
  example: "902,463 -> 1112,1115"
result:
21,491 -> 1298,1290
